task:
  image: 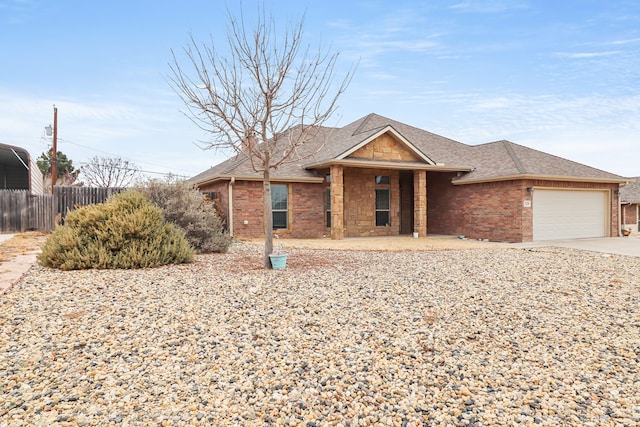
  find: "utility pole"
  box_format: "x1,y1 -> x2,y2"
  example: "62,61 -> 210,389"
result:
51,105 -> 58,193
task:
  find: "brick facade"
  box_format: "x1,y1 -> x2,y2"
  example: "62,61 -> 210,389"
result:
201,175 -> 619,242
199,180 -> 230,223
202,180 -> 326,239
198,123 -> 621,244
621,203 -> 638,232
427,173 -> 619,242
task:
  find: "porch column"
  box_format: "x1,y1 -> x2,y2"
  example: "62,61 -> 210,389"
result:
330,165 -> 344,240
413,170 -> 427,237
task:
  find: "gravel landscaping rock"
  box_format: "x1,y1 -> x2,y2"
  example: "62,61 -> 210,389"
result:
1,242 -> 639,426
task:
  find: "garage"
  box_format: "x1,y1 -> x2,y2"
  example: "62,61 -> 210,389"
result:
533,189 -> 608,241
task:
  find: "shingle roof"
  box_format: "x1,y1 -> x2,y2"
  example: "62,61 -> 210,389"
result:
189,113 -> 625,185
188,125 -> 335,184
453,140 -> 625,184
304,113 -> 472,167
620,177 -> 640,203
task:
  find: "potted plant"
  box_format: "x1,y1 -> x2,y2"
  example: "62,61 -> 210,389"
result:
622,228 -> 632,237
268,244 -> 288,270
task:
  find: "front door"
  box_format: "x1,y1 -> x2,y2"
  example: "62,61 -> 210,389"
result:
399,171 -> 414,234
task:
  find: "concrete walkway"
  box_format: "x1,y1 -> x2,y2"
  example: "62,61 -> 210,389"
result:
0,234 -> 43,296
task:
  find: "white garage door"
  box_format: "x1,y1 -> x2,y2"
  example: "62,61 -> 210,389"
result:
533,189 -> 607,241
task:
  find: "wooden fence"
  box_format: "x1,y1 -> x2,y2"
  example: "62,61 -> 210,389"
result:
0,186 -> 124,233
55,186 -> 124,224
0,190 -> 55,233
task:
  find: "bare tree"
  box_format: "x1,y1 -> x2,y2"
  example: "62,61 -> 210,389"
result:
81,156 -> 140,188
169,6 -> 353,268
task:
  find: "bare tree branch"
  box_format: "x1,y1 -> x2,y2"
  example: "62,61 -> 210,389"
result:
168,3 -> 354,268
80,156 -> 140,188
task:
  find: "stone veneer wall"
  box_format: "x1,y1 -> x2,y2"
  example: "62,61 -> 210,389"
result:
343,168 -> 400,237
349,134 -> 420,162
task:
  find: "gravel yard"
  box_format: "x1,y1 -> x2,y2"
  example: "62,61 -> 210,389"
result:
1,242 -> 639,426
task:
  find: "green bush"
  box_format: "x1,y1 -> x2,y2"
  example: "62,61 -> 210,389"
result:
39,190 -> 194,270
140,178 -> 232,253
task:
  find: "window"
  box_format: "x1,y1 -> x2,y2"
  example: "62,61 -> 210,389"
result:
271,184 -> 288,229
201,191 -> 218,202
326,187 -> 331,228
376,189 -> 390,226
375,175 -> 390,184
375,175 -> 391,227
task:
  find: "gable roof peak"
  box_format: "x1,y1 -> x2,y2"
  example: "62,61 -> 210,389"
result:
352,113 -> 386,136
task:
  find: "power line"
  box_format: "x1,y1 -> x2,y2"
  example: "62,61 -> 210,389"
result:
75,160 -> 189,178
49,137 -> 198,176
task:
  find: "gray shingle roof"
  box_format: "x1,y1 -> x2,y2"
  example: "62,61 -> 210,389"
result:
453,140 -> 624,184
620,177 -> 640,203
190,113 -> 625,185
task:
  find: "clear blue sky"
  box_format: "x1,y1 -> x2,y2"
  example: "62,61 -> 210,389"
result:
1,0 -> 639,179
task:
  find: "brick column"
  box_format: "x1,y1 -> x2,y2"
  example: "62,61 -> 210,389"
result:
413,170 -> 427,237
330,165 -> 344,240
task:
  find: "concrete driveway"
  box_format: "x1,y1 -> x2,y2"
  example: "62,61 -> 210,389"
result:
512,236 -> 640,257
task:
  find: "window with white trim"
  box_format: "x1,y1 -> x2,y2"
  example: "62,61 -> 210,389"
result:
271,184 -> 288,229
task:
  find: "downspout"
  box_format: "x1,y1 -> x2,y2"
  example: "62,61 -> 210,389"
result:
228,177 -> 235,237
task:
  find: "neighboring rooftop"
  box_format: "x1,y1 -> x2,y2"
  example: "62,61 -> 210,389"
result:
620,177 -> 640,203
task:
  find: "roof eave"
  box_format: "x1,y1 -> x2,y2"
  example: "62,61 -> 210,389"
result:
193,174 -> 325,186
452,174 -> 628,185
304,158 -> 473,172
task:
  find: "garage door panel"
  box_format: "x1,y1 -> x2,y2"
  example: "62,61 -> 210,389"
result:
533,190 -> 607,241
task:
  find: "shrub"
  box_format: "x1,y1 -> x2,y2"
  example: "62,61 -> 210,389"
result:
39,190 -> 194,270
140,178 -> 232,253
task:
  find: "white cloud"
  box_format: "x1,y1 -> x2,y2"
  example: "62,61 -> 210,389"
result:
450,0 -> 529,13
426,91 -> 640,176
330,7 -> 444,68
601,37 -> 640,46
554,51 -> 621,59
0,87 -> 225,178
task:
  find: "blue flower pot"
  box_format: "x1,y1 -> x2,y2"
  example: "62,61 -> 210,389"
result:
269,253 -> 288,270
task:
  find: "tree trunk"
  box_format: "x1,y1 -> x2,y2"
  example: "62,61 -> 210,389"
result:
263,170 -> 274,268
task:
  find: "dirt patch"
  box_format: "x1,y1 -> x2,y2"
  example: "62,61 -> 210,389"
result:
241,235 -> 504,252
